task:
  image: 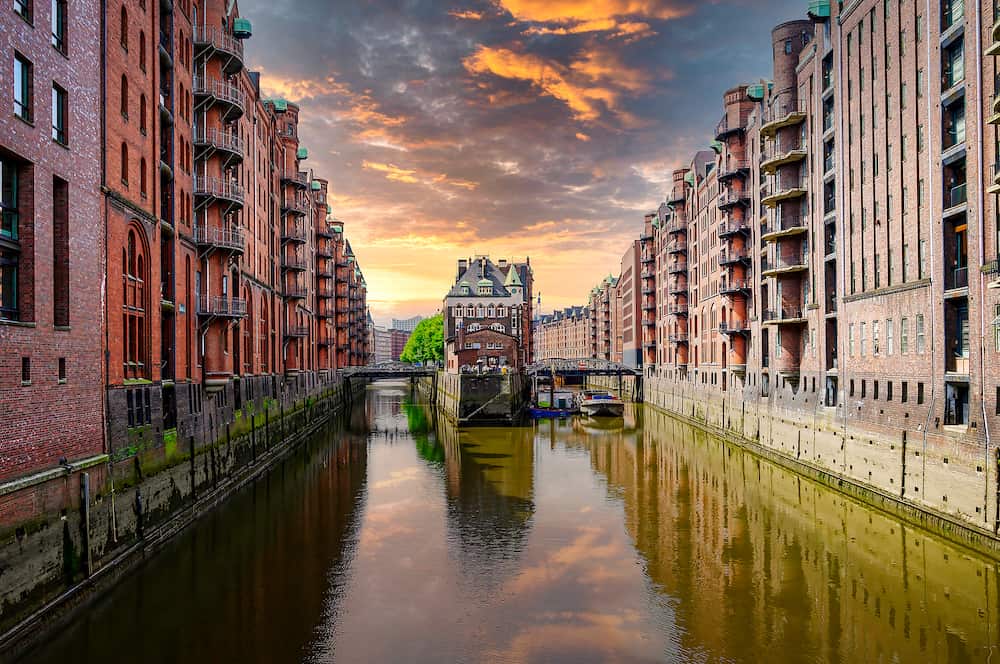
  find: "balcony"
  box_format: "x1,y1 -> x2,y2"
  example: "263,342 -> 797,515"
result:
760,100 -> 807,137
193,26 -> 244,74
281,223 -> 308,244
761,215 -> 808,241
761,251 -> 808,276
667,240 -> 687,254
282,193 -> 310,216
760,142 -> 808,174
719,319 -> 750,335
317,286 -> 334,299
762,308 -> 807,325
667,261 -> 688,275
197,295 -> 247,318
717,187 -> 750,209
284,283 -> 307,299
715,116 -> 746,140
317,308 -> 334,319
281,170 -> 310,189
717,160 -> 750,182
193,76 -> 245,119
317,245 -> 333,258
718,247 -> 749,266
194,175 -> 245,208
641,253 -> 655,264
285,325 -> 309,338
988,17 -> 1000,56
946,265 -> 969,291
193,128 -> 245,163
194,225 -> 245,253
718,218 -> 749,237
719,278 -> 751,295
668,333 -> 689,344
761,177 -> 808,208
667,304 -> 688,316
282,255 -> 307,272
664,221 -> 687,234
945,182 -> 967,210
669,282 -> 688,296
667,190 -> 686,205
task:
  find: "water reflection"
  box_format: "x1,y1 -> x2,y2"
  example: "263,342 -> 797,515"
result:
18,383 -> 1000,664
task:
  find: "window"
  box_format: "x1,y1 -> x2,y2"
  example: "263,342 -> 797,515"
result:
849,323 -> 855,356
139,94 -> 146,134
13,53 -> 32,122
886,319 -> 894,355
917,382 -> 924,404
13,0 -> 30,22
123,227 -> 148,379
120,6 -> 128,48
900,316 -> 909,353
51,84 -> 67,144
53,176 -> 68,326
0,159 -> 19,321
902,382 -> 908,403
21,356 -> 30,383
860,322 -> 867,356
120,142 -> 128,184
784,39 -> 793,54
51,0 -> 66,51
861,380 -> 867,398
873,320 -> 880,355
139,30 -> 146,71
916,314 -> 925,353
874,380 -> 879,400
139,158 -> 147,196
58,357 -> 66,382
120,75 -> 128,117
850,379 -> 855,397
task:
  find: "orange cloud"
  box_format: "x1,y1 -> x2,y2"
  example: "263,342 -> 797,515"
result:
448,8 -> 485,19
498,0 -> 691,23
575,132 -> 591,141
463,45 -> 652,123
362,160 -> 480,191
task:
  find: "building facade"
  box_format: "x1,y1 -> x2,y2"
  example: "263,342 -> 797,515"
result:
391,315 -> 422,333
389,327 -> 411,360
534,306 -> 591,360
372,324 -> 392,364
443,255 -> 533,372
0,0 -> 369,534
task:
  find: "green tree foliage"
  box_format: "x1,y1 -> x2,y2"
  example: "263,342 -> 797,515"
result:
399,314 -> 444,365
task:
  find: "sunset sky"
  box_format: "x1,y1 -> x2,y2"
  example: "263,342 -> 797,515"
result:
240,0 -> 803,325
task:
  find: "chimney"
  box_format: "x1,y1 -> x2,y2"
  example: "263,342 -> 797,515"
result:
498,259 -> 508,269
457,258 -> 467,281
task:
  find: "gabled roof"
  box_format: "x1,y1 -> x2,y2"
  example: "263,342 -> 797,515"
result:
447,256 -> 518,297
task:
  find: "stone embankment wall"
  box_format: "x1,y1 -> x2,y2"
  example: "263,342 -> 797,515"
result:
0,375 -> 363,654
421,372 -> 529,425
588,374 -> 1000,555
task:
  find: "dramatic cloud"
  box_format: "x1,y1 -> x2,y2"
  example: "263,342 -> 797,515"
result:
240,0 -> 805,322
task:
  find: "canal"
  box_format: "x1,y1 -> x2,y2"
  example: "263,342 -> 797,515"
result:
18,381 -> 1000,663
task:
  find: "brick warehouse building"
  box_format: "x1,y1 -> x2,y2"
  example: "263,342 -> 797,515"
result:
593,0 -> 1000,535
1,0 -> 368,547
534,305 -> 590,360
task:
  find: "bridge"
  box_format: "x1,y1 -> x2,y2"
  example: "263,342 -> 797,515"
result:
341,362 -> 437,379
525,358 -> 642,377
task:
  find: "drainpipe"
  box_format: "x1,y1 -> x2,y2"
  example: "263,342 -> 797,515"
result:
973,0 -> 994,528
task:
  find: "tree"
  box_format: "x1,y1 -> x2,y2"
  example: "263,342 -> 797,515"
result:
400,314 -> 444,365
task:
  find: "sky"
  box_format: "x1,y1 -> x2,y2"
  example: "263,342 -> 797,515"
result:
240,0 -> 804,325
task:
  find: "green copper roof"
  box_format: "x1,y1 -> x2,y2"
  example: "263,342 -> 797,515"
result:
326,203 -> 332,214
477,278 -> 492,287
233,17 -> 252,38
746,83 -> 766,101
311,180 -> 321,191
710,140 -> 724,154
684,170 -> 695,187
297,147 -> 308,160
269,98 -> 288,112
807,0 -> 830,19
504,267 -> 522,287
332,224 -> 343,233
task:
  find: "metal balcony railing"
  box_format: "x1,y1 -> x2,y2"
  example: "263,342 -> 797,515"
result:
194,175 -> 245,205
719,319 -> 749,333
282,255 -> 307,270
281,223 -> 308,243
947,182 -> 967,208
197,295 -> 247,317
718,160 -> 750,180
720,278 -> 751,294
761,215 -> 808,237
193,26 -> 244,61
284,283 -> 307,298
282,193 -> 311,215
282,170 -> 309,187
193,76 -> 246,114
193,128 -> 245,156
285,325 -> 309,338
762,308 -> 805,323
668,262 -> 688,274
718,219 -> 749,236
947,266 -> 969,290
761,252 -> 809,273
719,247 -> 749,265
194,225 -> 245,251
667,240 -> 688,253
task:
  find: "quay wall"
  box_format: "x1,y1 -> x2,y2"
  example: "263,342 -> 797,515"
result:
421,371 -> 529,425
588,374 -> 1000,556
0,372 -> 363,654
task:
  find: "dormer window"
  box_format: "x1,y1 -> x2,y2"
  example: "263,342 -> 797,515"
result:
462,286 -> 470,295
478,285 -> 490,295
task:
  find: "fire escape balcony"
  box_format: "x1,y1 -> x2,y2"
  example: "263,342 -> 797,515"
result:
668,333 -> 689,344
717,159 -> 750,182
761,251 -> 809,277
194,225 -> 245,254
988,17 -> 1000,57
282,254 -> 307,272
718,218 -> 749,238
641,253 -> 655,264
193,128 -> 244,164
281,223 -> 308,244
760,143 -> 808,174
281,193 -> 311,217
193,26 -> 245,74
667,190 -> 686,206
317,286 -> 334,299
717,187 -> 750,209
317,308 -> 334,319
664,220 -> 687,234
668,304 -> 688,316
718,247 -> 749,266
761,215 -> 809,241
197,295 -> 247,318
715,116 -> 746,141
719,278 -> 751,295
760,100 -> 807,137
281,170 -> 310,189
667,240 -> 687,254
285,325 -> 309,338
319,337 -> 335,347
718,319 -> 750,335
761,177 -> 808,208
669,281 -> 688,295
668,261 -> 688,275
194,175 -> 245,209
193,76 -> 245,120
317,267 -> 334,279
284,282 -> 307,299
762,308 -> 807,325
316,244 -> 333,258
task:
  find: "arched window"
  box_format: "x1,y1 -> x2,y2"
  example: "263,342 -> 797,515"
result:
243,286 -> 253,374
120,75 -> 128,117
123,227 -> 149,379
139,94 -> 146,133
259,293 -> 269,372
476,305 -> 484,318
497,306 -> 505,317
139,158 -> 147,196
139,31 -> 146,70
487,305 -> 495,318
120,142 -> 128,184
120,6 -> 128,48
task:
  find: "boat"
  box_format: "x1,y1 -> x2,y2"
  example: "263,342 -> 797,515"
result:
529,389 -> 579,418
578,390 -> 625,418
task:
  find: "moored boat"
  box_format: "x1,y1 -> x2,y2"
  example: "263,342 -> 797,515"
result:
578,390 -> 625,418
529,389 -> 579,418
